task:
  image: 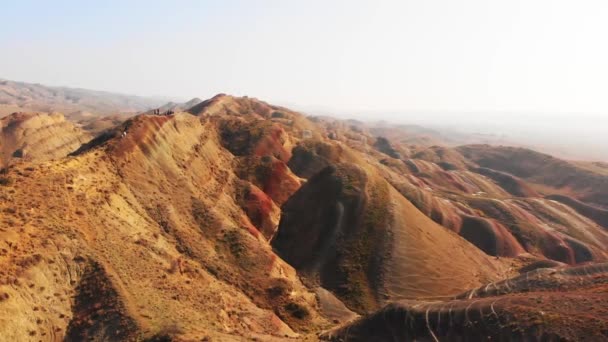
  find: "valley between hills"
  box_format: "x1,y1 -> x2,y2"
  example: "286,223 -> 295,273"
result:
1,89 -> 608,341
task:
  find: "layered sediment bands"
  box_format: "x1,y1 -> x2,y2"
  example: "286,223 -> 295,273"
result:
0,112 -> 324,340
102,114 -> 324,333
382,157 -> 608,262
412,145 -> 469,170
389,182 -> 524,258
5,93 -> 608,340
390,182 -> 464,232
402,158 -> 511,196
457,144 -> 608,207
209,105 -> 303,206
237,156 -> 301,206
323,263 -> 608,341
547,194 -> 608,228
463,197 -> 608,263
380,187 -> 502,301
459,216 -> 524,257
474,167 -> 539,197
218,117 -> 292,162
287,140 -> 363,180
235,181 -> 281,240
273,164 -> 503,313
188,93 -> 274,118
0,112 -> 90,168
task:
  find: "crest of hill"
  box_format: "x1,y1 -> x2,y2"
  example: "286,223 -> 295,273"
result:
2,93 -> 608,340
0,112 -> 90,168
146,97 -> 203,115
411,145 -> 470,170
457,144 -> 608,208
79,114 -> 128,135
0,111 -> 329,340
273,156 -> 504,313
369,124 -> 447,148
187,94 -> 277,118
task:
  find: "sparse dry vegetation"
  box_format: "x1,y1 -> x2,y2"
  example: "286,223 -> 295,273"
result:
0,176 -> 12,186
1,94 -> 608,341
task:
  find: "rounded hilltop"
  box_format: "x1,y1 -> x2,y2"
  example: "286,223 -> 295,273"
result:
1,93 -> 608,340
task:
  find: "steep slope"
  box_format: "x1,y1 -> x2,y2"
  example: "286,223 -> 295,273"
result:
282,121 -> 608,266
0,112 -> 327,340
2,93 -> 608,341
0,112 -> 90,168
273,163 -> 504,313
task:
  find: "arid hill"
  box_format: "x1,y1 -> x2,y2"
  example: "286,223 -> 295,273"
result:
0,112 -> 90,168
1,94 -> 608,341
0,109 -> 326,340
273,163 -> 502,314
458,144 -> 608,208
366,149 -> 608,266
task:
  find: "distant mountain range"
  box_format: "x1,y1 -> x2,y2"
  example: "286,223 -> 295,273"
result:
0,78 -> 169,116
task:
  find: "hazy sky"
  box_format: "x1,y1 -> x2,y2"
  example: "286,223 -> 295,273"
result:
2,0 -> 608,117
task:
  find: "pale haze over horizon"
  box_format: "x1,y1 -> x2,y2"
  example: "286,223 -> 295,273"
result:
2,0 -> 608,159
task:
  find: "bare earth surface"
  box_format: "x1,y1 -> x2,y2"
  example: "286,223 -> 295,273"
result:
1,94 -> 608,341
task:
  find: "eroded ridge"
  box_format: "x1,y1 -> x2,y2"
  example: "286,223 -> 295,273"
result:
457,262 -> 608,299
322,263 -> 608,341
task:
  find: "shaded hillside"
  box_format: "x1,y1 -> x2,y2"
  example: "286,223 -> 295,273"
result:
0,110 -> 326,340
473,167 -> 539,197
1,93 -> 608,341
273,163 -> 503,314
